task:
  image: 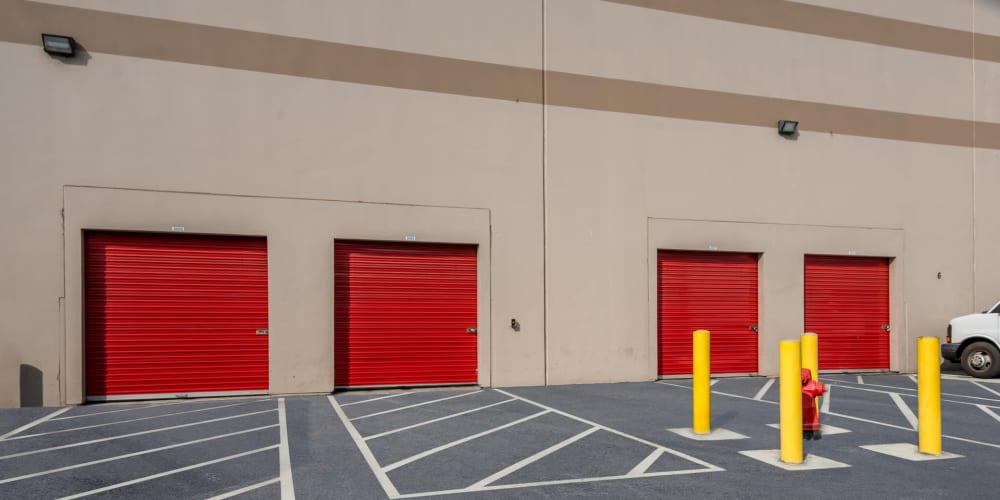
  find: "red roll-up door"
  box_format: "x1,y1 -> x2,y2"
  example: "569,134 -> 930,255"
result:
335,240 -> 478,387
658,251 -> 759,376
84,232 -> 269,400
805,255 -> 890,370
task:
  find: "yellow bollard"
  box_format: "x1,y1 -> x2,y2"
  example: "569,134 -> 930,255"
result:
800,333 -> 818,382
917,336 -> 942,455
692,329 -> 711,434
780,340 -> 803,463
801,332 -> 819,419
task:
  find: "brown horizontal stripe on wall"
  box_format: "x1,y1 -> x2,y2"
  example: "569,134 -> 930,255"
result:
976,122 -> 1000,150
0,0 -> 544,104
2,0 -> 998,149
606,0 -> 1000,63
546,72 -> 992,149
977,32 -> 1000,63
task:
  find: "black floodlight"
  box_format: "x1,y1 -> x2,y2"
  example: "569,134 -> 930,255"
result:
41,34 -> 75,56
777,120 -> 798,136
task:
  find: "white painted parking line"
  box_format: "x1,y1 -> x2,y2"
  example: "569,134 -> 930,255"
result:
941,374 -> 1000,384
765,423 -> 851,436
0,407 -> 72,440
340,393 -> 410,407
364,399 -> 516,441
665,382 -> 852,437
328,396 -> 400,499
468,426 -> 600,489
5,399 -> 271,441
941,374 -> 1000,383
978,405 -> 1000,424
205,478 -> 281,500
49,404 -> 159,421
857,375 -> 864,384
740,449 -> 850,471
496,389 -> 722,472
832,383 -> 1000,408
890,393 -> 918,430
753,379 -> 775,400
824,411 -> 925,432
827,409 -> 1000,450
907,375 -> 917,385
351,391 -> 483,421
710,380 -> 720,387
939,434 -> 1000,450
667,427 -> 749,441
979,376 -> 1000,383
821,386 -> 831,413
278,398 -> 296,500
659,382 -> 776,406
831,378 -> 1000,403
837,381 -> 917,392
973,381 -> 1000,398
394,468 -> 719,499
0,425 -> 277,485
662,380 -> 1000,450
666,379 -> 850,439
628,449 -> 665,477
382,410 -> 550,472
0,408 -> 277,461
335,388 -> 724,499
56,445 -> 279,500
49,399 -> 227,421
860,443 -> 962,461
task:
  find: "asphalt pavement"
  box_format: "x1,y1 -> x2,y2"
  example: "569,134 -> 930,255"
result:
1,372 -> 998,499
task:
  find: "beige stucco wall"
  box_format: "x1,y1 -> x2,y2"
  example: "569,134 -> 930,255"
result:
547,0 -> 972,120
62,187 -> 494,404
979,0 -> 1000,37
35,0 -> 544,69
0,6 -> 545,405
540,0 -> 980,384
975,148 -> 1000,310
1,0 -> 998,406
974,0 -> 1000,310
645,219 -> 906,377
973,0 -> 1000,310
543,106 -> 971,384
792,0 -> 975,33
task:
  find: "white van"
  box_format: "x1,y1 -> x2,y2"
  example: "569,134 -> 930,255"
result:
941,301 -> 1000,378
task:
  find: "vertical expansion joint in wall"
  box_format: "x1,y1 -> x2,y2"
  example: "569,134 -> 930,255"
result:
489,210 -> 494,387
58,297 -> 66,406
541,0 -> 549,385
60,187 -> 68,405
971,0 -> 978,310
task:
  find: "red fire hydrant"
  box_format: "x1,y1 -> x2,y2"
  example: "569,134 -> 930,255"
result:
801,368 -> 827,440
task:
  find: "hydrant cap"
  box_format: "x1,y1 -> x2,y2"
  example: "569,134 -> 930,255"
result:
802,379 -> 827,397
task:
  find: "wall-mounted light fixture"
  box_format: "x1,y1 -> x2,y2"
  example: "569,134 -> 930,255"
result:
41,34 -> 76,57
777,120 -> 798,136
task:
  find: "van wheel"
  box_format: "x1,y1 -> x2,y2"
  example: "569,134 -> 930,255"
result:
961,342 -> 1000,378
